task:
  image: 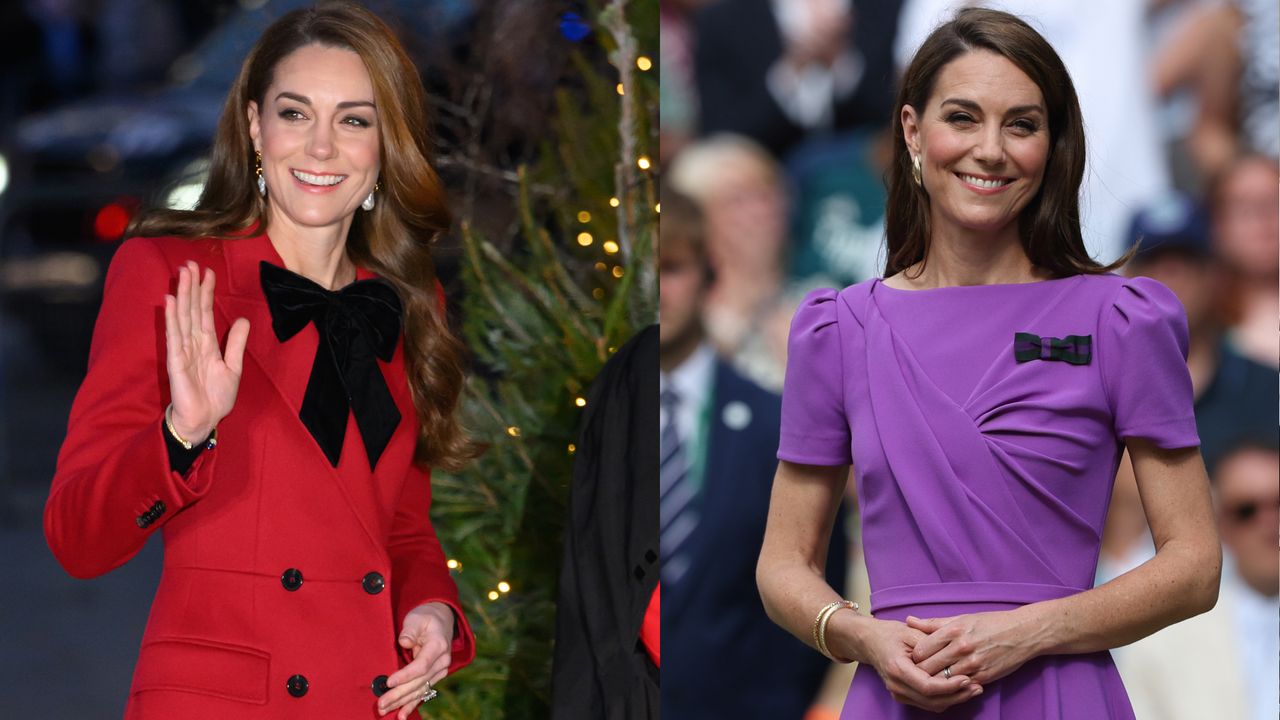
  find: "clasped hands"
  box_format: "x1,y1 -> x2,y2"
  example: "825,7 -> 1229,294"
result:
850,609 -> 1039,714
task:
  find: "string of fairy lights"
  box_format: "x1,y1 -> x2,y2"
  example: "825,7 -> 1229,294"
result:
463,52 -> 658,605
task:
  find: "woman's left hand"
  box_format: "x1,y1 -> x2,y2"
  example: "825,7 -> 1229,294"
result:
906,609 -> 1041,687
379,602 -> 455,718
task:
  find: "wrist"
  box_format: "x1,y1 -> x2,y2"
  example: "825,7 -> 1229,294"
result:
166,405 -> 214,447
825,608 -> 878,665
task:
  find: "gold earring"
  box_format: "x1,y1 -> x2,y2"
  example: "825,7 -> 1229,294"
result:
911,154 -> 922,187
255,150 -> 266,197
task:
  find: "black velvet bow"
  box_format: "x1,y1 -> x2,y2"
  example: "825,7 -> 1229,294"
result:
260,261 -> 403,469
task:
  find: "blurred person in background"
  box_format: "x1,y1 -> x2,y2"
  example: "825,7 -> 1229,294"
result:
669,134 -> 793,392
660,188 -> 848,719
1116,437 -> 1279,720
759,10 -> 1219,718
659,0 -> 713,163
42,5 -> 476,718
692,0 -> 901,159
1098,191 -> 1278,586
1207,153 -> 1278,369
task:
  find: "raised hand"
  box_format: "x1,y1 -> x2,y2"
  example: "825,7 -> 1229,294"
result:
379,602 -> 455,718
163,261 -> 250,442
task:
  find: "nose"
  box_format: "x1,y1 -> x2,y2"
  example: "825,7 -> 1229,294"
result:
972,125 -> 1005,165
306,121 -> 335,160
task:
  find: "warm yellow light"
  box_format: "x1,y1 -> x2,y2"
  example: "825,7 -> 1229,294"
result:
577,210 -> 591,223
616,83 -> 625,95
575,397 -> 587,407
568,443 -> 576,454
592,288 -> 605,300
637,156 -> 651,170
487,591 -> 499,601
594,261 -> 607,271
611,266 -> 624,278
447,559 -> 460,570
608,346 -> 617,354
498,581 -> 511,593
506,426 -> 520,437
577,232 -> 593,246
602,240 -> 620,255
654,203 -> 661,213
636,56 -> 653,71
609,197 -> 620,207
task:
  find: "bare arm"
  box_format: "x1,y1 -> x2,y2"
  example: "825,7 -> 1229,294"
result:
757,460 -> 981,711
909,441 -> 1220,683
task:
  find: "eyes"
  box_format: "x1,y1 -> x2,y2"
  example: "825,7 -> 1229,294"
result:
945,111 -> 1040,135
277,107 -> 373,128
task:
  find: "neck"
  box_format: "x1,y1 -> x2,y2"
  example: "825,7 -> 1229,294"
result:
906,223 -> 1046,288
660,327 -> 704,374
265,209 -> 358,290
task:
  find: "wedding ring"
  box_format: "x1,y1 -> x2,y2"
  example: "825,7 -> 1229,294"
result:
943,666 -> 953,679
421,683 -> 438,703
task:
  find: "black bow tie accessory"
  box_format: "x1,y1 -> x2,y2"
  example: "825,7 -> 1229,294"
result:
259,261 -> 403,469
1013,332 -> 1092,365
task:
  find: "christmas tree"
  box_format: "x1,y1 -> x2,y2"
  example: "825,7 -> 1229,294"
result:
427,0 -> 657,716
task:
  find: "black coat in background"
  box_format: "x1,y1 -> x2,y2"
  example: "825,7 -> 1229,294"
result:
550,325 -> 660,720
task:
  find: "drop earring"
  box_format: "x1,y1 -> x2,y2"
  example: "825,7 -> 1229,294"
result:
256,150 -> 267,197
362,180 -> 380,211
911,154 -> 922,187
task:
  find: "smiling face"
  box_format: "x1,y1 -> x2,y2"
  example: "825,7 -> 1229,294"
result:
247,43 -> 381,234
902,50 -> 1050,246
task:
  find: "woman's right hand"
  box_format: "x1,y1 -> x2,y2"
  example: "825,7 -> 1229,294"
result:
829,615 -> 985,713
163,261 -> 250,441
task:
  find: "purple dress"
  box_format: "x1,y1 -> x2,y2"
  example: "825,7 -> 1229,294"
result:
777,274 -> 1199,719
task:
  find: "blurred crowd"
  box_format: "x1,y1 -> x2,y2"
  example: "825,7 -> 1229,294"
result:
659,0 -> 1277,718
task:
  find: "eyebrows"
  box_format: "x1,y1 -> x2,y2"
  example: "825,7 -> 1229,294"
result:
940,97 -> 1044,117
274,91 -> 376,111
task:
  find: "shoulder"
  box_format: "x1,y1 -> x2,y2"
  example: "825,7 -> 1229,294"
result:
111,235 -> 223,273
791,278 -> 876,332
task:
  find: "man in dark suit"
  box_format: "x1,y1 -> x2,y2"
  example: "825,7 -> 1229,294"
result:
660,190 -> 847,718
693,0 -> 901,158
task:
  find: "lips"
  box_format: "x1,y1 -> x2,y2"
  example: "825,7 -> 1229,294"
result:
291,169 -> 348,187
956,173 -> 1013,190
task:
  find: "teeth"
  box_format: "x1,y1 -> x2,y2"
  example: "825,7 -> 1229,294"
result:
291,170 -> 347,186
959,174 -> 1010,189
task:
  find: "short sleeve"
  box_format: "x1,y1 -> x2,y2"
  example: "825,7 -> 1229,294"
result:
1099,277 -> 1200,448
777,289 -> 853,465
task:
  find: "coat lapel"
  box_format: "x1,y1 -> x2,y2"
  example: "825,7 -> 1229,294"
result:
212,231 -> 407,550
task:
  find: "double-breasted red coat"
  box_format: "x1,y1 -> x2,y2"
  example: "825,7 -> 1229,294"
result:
44,231 -> 475,718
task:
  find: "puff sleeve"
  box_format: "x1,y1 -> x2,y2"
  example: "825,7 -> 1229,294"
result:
1098,276 -> 1200,449
777,289 -> 853,465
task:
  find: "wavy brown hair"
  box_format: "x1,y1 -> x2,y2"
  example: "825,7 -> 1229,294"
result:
885,8 -> 1133,278
126,1 -> 478,471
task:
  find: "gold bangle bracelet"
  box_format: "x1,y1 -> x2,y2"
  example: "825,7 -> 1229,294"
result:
816,600 -> 859,662
811,600 -> 845,651
165,404 -> 217,450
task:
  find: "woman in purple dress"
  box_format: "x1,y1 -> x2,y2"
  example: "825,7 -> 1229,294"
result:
756,9 -> 1221,718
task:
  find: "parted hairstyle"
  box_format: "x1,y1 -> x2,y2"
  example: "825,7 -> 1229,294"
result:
126,1 -> 478,471
885,7 -> 1132,278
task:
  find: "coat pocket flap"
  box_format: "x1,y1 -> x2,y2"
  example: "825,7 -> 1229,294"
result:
133,637 -> 270,704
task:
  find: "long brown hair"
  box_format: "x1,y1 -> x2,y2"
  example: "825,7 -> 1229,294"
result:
885,7 -> 1133,278
127,1 -> 478,471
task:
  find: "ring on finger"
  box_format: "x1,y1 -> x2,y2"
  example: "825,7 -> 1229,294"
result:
421,682 -> 438,703
942,665 -> 952,679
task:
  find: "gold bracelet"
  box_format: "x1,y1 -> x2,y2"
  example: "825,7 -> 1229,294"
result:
815,600 -> 859,662
165,404 -> 217,450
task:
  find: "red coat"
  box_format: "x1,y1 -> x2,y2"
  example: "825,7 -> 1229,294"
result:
44,231 -> 475,718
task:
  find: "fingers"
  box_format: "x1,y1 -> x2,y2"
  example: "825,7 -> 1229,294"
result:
175,266 -> 191,345
187,261 -> 201,341
200,266 -> 216,336
377,673 -> 427,717
907,617 -> 956,664
225,318 -> 250,376
889,677 -> 983,713
893,654 -> 973,697
386,647 -> 431,690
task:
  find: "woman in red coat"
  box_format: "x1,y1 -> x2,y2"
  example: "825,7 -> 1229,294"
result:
43,5 -> 477,718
